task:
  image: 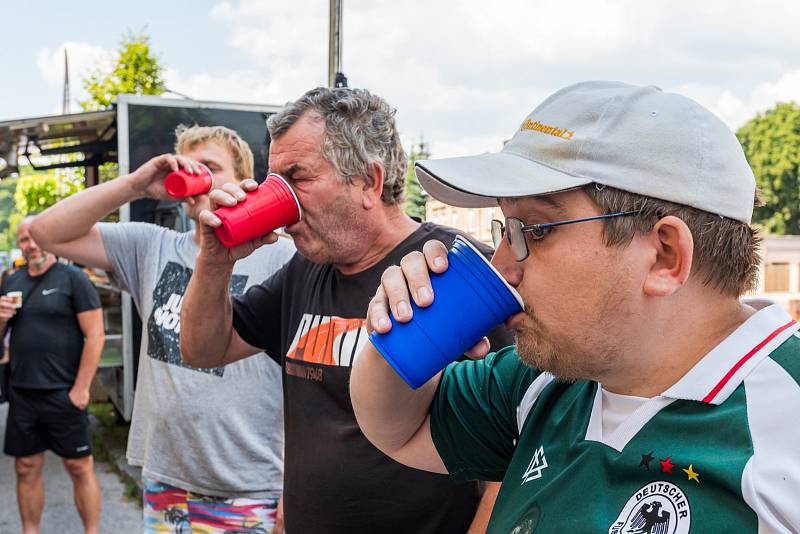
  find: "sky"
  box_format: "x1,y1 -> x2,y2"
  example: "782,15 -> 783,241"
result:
1,0 -> 799,159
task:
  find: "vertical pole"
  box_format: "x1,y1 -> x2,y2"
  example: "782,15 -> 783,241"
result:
328,0 -> 345,88
62,48 -> 71,114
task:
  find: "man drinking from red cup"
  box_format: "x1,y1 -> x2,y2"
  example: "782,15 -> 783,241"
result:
213,173 -> 301,248
164,163 -> 213,198
30,125 -> 294,534
181,87 -> 513,534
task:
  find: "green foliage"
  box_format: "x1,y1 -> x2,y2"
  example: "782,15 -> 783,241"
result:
14,170 -> 84,215
404,137 -> 431,220
99,162 -> 120,184
0,177 -> 19,250
6,213 -> 24,249
737,102 -> 800,234
81,32 -> 165,110
0,30 -> 158,250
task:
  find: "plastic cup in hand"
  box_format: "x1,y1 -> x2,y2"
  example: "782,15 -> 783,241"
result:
369,235 -> 524,389
213,173 -> 302,248
164,165 -> 213,198
7,291 -> 22,308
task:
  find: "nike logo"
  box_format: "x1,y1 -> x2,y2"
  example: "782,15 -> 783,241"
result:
42,288 -> 59,296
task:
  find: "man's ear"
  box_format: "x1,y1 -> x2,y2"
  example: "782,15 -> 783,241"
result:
642,215 -> 694,297
359,162 -> 385,209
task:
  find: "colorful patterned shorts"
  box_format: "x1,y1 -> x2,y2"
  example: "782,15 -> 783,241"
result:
143,478 -> 279,534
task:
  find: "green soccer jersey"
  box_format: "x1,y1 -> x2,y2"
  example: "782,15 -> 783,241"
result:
430,303 -> 800,533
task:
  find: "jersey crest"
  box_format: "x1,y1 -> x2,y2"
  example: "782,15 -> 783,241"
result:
608,481 -> 691,534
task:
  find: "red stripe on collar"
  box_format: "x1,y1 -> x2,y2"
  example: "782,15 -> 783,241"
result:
702,319 -> 796,403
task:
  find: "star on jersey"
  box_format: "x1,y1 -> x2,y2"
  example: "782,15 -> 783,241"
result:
683,464 -> 700,483
660,456 -> 675,475
639,451 -> 655,470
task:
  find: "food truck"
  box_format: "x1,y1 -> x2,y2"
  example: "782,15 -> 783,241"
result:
0,94 -> 282,420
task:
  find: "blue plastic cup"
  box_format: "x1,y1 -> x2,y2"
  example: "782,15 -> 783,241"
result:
369,235 -> 524,389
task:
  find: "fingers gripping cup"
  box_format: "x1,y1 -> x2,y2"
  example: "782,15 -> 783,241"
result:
369,236 -> 524,389
164,165 -> 213,198
213,173 -> 302,248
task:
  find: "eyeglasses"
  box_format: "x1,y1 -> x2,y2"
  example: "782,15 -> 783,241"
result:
491,210 -> 641,261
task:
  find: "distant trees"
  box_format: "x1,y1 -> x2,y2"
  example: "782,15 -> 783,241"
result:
0,32 -> 168,253
0,177 -> 18,250
14,166 -> 83,215
404,137 -> 430,220
737,102 -> 800,234
81,32 -> 166,110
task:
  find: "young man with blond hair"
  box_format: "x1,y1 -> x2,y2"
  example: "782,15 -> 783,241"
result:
351,81 -> 800,532
31,125 -> 294,533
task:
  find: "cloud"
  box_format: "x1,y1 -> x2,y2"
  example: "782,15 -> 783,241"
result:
36,42 -> 112,86
163,67 -> 312,106
210,0 -> 327,65
36,42 -> 112,111
199,0 -> 800,156
166,0 -> 330,106
34,1 -> 800,160
679,70 -> 800,131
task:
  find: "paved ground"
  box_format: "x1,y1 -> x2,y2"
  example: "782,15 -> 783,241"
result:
0,402 -> 141,533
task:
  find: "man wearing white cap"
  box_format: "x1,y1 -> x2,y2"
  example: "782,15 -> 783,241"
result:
350,81 -> 800,532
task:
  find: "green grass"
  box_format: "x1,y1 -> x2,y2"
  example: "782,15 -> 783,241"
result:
88,401 -> 119,426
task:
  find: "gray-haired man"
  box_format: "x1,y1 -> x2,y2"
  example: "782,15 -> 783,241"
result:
181,87 -> 512,533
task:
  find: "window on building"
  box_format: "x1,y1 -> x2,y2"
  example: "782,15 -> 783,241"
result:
764,262 -> 790,292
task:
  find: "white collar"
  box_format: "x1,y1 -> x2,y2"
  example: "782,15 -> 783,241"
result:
661,303 -> 798,405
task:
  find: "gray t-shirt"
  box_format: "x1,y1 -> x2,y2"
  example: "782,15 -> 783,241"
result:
100,222 -> 295,497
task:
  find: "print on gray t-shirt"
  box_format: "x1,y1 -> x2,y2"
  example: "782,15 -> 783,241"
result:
146,261 -> 247,377
99,222 -> 295,497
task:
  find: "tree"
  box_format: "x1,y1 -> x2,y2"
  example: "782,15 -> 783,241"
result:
737,102 -> 800,234
80,31 -> 166,111
5,213 -> 25,251
404,136 -> 431,220
0,166 -> 81,252
0,32 -> 165,252
0,176 -> 18,250
14,166 -> 83,215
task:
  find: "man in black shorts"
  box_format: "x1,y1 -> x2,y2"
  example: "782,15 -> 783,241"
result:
0,216 -> 105,534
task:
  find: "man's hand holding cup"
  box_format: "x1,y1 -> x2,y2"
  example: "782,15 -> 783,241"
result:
0,295 -> 19,323
128,153 -> 206,201
368,239 -> 495,365
197,179 -> 280,266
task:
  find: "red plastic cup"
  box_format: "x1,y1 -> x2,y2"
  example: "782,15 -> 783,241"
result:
164,165 -> 213,198
213,173 -> 302,248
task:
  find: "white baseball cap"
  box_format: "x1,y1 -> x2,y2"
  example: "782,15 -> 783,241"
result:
415,81 -> 757,223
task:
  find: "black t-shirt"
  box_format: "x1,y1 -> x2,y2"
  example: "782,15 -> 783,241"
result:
233,222 -> 515,534
1,263 -> 101,389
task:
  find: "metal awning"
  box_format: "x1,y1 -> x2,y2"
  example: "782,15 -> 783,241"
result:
0,108 -> 117,178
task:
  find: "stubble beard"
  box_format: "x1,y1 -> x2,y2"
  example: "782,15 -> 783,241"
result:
294,192 -> 364,266
515,303 -> 619,384
26,251 -> 48,269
